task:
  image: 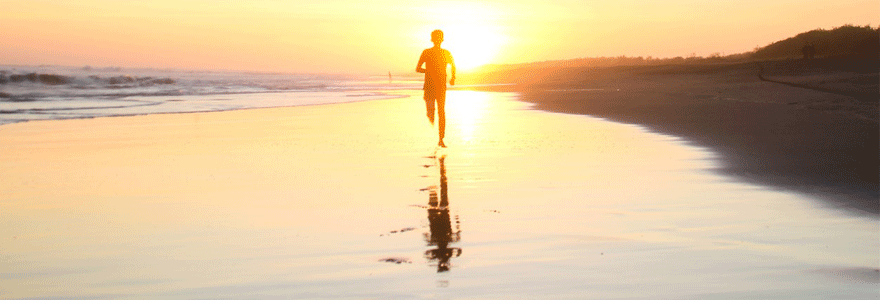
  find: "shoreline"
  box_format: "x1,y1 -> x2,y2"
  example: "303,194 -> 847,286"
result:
2,91 -> 876,298
485,62 -> 878,216
4,78 -> 876,217
0,90 -> 410,127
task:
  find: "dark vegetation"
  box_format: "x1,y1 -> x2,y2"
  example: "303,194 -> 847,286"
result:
752,25 -> 879,61
463,25 -> 880,85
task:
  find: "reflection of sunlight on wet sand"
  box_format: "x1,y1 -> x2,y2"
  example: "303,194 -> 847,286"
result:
0,90 -> 877,299
447,91 -> 490,143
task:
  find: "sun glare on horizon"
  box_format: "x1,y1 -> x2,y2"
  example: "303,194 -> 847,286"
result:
2,0 -> 876,74
415,3 -> 509,71
441,25 -> 507,71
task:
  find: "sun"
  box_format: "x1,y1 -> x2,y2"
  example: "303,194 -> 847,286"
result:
411,2 -> 509,71
440,25 -> 506,71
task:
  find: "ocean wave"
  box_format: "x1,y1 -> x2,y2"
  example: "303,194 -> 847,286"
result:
0,72 -> 176,88
0,66 -> 414,126
90,75 -> 176,86
0,73 -> 72,85
0,97 -> 35,102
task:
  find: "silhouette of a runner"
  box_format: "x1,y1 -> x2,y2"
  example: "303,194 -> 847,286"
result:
416,30 -> 456,148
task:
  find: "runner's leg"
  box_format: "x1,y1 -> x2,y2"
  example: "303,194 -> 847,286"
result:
437,94 -> 446,145
424,95 -> 435,125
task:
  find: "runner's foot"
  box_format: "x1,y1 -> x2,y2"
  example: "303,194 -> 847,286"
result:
438,140 -> 446,148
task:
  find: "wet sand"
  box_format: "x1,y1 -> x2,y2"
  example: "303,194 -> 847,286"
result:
476,61 -> 879,216
1,91 -> 877,299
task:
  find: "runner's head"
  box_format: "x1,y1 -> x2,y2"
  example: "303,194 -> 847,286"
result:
431,30 -> 444,43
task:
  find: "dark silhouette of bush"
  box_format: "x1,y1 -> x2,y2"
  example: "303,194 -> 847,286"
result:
752,25 -> 879,60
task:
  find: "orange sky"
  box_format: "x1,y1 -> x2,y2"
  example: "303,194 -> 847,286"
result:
2,0 -> 877,74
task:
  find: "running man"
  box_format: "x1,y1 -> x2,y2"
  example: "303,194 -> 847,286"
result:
416,30 -> 456,148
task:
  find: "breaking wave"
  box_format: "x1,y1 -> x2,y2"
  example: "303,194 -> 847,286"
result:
0,65 -> 422,126
0,72 -> 176,87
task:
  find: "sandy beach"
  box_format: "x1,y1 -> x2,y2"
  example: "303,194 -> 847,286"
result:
468,60 -> 879,216
2,90 -> 876,299
3,1 -> 878,298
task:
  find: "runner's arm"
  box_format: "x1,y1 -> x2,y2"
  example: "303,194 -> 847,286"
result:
416,51 -> 427,73
449,53 -> 456,85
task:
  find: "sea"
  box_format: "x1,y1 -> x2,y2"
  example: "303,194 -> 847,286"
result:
0,65 -> 422,126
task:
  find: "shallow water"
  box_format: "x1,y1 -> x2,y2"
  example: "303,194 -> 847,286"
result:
1,91 -> 876,299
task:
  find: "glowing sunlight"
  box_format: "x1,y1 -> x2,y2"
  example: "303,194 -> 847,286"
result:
442,25 -> 507,71
414,3 -> 509,71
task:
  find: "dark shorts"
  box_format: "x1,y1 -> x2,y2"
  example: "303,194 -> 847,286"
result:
423,77 -> 447,100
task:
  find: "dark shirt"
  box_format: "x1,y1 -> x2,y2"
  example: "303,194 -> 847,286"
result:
420,47 -> 453,92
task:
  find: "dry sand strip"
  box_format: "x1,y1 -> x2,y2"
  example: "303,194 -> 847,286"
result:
509,63 -> 878,216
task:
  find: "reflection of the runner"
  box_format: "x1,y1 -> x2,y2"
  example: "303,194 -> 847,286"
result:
424,154 -> 461,273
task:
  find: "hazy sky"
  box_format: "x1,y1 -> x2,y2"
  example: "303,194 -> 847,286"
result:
2,0 -> 877,74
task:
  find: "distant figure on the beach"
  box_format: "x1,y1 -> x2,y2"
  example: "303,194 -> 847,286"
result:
801,43 -> 816,60
416,30 -> 456,148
